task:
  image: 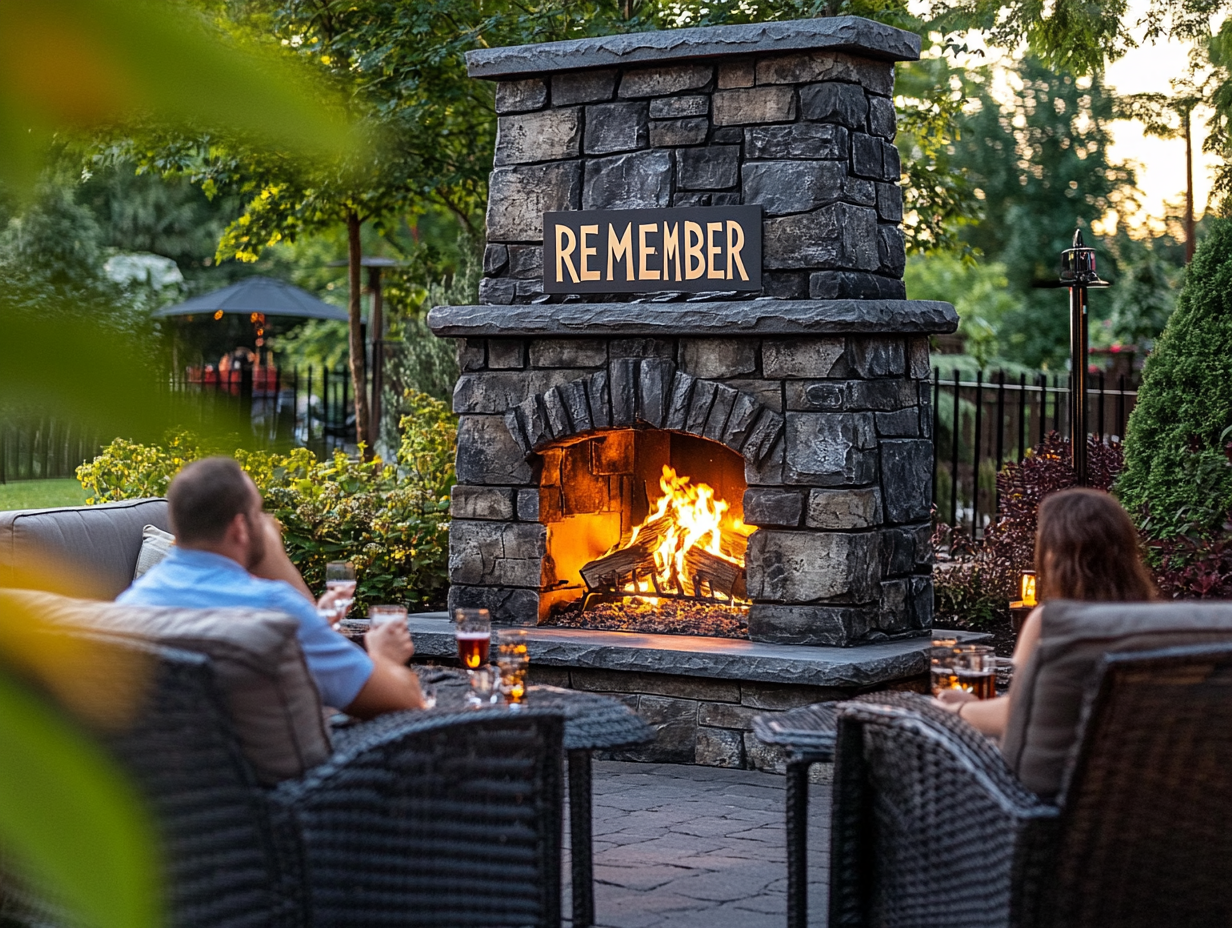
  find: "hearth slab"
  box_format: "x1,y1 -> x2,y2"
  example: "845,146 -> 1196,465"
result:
408,612 -> 985,689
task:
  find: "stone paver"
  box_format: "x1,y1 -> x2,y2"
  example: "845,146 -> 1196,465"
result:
564,761 -> 831,928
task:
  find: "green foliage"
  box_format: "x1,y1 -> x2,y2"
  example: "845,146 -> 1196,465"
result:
1099,230 -> 1181,351
904,253 -> 1025,367
77,391 -> 457,608
1119,218 -> 1232,536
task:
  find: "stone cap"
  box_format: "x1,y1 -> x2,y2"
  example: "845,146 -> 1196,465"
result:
428,298 -> 957,338
466,16 -> 921,80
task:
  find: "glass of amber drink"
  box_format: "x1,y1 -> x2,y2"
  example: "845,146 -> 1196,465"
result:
928,645 -> 960,696
454,609 -> 492,670
952,645 -> 997,700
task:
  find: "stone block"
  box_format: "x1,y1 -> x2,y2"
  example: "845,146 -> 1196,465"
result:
584,101 -> 648,155
448,520 -> 546,587
762,337 -> 848,379
755,50 -> 893,94
809,270 -> 904,300
695,727 -> 745,767
447,584 -> 540,626
784,412 -> 877,486
785,380 -> 844,411
848,337 -> 905,377
744,434 -> 785,486
884,139 -> 901,178
879,578 -> 910,633
487,338 -> 524,370
882,524 -> 920,576
746,529 -> 881,603
725,378 -> 783,411
763,202 -> 880,271
505,245 -> 542,279
718,59 -> 755,89
451,485 -> 516,521
679,338 -> 757,378
881,439 -> 933,524
528,338 -> 606,368
453,370 -> 572,415
806,487 -> 883,529
495,78 -> 547,114
743,732 -> 788,774
551,69 -> 617,105
723,390 -> 765,452
909,336 -> 931,379
483,244 -> 509,275
743,487 -> 804,527
698,702 -> 763,730
671,192 -> 741,207
516,488 -> 540,521
457,415 -> 534,485
742,409 -> 785,464
761,271 -> 809,299
712,127 -> 742,143
559,378 -> 593,434
703,382 -> 740,443
507,397 -> 546,453
609,357 -> 639,427
478,277 -> 515,305
680,142 -> 734,188
458,339 -> 485,372
910,575 -> 934,629
747,602 -> 879,646
868,94 -> 897,138
663,370 -> 697,431
740,681 -> 848,710
878,224 -> 906,276
620,64 -> 713,97
685,377 -> 718,435
875,408 -> 919,437
677,145 -> 740,190
637,357 -> 675,428
583,150 -> 673,209
743,160 -> 873,215
712,86 -> 797,126
649,117 -> 709,147
587,370 -> 611,429
487,162 -> 582,241
851,131 -> 885,179
610,337 -> 675,359
842,379 -> 918,411
745,123 -> 847,160
614,695 -> 697,765
799,81 -> 868,129
875,182 -> 903,222
495,108 -> 582,165
568,669 -> 740,702
649,95 -> 709,118
513,279 -> 544,302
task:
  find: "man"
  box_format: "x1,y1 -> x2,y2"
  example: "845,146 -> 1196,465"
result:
119,456 -> 425,716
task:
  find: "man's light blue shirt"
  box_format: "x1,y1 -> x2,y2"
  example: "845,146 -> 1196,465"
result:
118,547 -> 373,709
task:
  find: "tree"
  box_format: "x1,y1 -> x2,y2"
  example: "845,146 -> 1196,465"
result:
1118,218 -> 1232,536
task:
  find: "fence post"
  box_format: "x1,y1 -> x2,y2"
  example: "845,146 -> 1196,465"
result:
1018,372 -> 1027,461
931,367 -> 940,508
1117,374 -> 1127,438
950,368 -> 960,528
972,370 -> 983,533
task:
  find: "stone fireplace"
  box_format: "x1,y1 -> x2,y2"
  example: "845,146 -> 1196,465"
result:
419,15 -> 963,767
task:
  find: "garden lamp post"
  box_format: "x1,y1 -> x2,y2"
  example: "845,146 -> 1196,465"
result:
1054,228 -> 1110,486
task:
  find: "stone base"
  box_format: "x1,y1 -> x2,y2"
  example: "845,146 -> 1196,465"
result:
408,613 -> 983,772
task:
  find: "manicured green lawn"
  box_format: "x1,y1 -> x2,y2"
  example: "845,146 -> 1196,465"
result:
0,479 -> 89,511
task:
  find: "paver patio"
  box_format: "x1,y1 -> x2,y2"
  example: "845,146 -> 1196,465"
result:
564,761 -> 832,928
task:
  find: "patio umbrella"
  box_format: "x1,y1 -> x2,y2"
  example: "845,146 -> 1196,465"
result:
153,275 -> 351,321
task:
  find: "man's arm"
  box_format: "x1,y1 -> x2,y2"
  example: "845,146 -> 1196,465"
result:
250,514 -> 315,602
344,619 -> 424,718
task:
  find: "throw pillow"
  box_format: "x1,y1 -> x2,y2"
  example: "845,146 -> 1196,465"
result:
133,524 -> 175,581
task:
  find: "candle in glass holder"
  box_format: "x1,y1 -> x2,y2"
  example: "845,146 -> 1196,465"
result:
1019,571 -> 1037,607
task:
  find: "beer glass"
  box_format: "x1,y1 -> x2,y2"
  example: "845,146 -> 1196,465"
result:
928,645 -> 960,696
496,629 -> 530,705
325,561 -> 357,617
368,604 -> 407,629
953,645 -> 997,700
454,608 -> 492,670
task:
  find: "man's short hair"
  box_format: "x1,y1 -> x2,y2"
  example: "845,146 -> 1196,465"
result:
167,457 -> 256,544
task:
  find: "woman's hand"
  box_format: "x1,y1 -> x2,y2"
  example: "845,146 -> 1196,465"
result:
933,688 -> 977,713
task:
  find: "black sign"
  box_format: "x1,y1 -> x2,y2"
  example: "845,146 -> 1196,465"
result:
543,206 -> 762,294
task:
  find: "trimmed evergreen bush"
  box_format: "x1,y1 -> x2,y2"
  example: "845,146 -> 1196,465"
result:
1118,219 -> 1232,536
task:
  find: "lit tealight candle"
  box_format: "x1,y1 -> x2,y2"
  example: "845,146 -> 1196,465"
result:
1020,571 -> 1037,608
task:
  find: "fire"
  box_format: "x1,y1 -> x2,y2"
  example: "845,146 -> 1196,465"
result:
619,466 -> 751,600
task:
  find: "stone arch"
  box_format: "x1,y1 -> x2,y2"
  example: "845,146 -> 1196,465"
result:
503,358 -> 783,465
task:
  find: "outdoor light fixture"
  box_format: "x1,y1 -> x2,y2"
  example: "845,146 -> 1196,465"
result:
1009,569 -> 1038,633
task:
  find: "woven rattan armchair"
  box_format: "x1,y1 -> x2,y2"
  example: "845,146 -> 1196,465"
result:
829,643 -> 1232,928
1,636 -> 564,928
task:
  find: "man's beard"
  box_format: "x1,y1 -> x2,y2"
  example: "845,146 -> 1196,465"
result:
244,513 -> 267,571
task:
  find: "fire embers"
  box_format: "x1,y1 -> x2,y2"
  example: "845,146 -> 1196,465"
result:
580,466 -> 752,607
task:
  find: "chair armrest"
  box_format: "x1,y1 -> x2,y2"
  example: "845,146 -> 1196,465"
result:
272,708 -> 564,928
830,695 -> 1059,928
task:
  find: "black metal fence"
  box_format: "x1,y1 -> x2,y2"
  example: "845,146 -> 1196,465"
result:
932,368 -> 1139,533
0,367 -> 358,484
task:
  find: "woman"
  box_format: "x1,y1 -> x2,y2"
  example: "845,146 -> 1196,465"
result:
937,487 -> 1157,737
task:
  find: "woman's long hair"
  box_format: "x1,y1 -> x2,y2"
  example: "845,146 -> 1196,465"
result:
1035,488 -> 1157,602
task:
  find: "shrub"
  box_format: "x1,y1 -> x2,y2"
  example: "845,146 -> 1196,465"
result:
77,391 -> 457,610
1118,217 -> 1232,537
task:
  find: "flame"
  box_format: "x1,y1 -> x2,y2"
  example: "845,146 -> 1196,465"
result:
619,466 -> 751,599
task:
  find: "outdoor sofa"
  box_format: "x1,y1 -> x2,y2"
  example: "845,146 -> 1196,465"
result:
828,600 -> 1232,928
0,500 -> 566,928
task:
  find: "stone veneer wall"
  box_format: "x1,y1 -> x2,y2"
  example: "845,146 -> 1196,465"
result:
478,41 -> 908,304
444,314 -> 940,647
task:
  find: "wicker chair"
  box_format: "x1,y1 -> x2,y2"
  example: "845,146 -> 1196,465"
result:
828,642 -> 1232,928
0,635 -> 564,928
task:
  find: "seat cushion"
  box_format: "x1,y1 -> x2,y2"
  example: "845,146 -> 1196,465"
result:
0,499 -> 170,599
133,525 -> 176,581
0,588 -> 331,784
1002,600 -> 1232,798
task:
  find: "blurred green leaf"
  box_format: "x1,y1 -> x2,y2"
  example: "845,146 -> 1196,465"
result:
0,0 -> 354,195
0,665 -> 160,928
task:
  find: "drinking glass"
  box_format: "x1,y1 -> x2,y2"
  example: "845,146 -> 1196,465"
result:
496,629 -> 530,705
464,665 -> 502,707
928,645 -> 959,696
325,561 -> 357,617
952,645 -> 997,699
454,608 -> 492,670
368,604 -> 408,629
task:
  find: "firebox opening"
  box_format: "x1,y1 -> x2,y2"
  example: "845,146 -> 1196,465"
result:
537,429 -> 752,638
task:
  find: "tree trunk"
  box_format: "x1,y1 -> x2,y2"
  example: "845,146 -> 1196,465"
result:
1185,109 -> 1195,265
345,210 -> 372,457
